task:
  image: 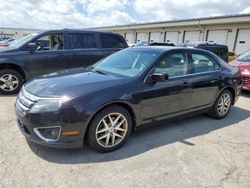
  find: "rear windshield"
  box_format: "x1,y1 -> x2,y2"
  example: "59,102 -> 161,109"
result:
100,33 -> 127,48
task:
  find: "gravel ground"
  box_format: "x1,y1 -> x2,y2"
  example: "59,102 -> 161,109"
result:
0,91 -> 250,188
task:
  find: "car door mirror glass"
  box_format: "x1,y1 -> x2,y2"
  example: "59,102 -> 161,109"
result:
27,43 -> 37,52
150,73 -> 169,82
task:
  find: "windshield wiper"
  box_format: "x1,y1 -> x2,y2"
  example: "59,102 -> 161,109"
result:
92,69 -> 108,75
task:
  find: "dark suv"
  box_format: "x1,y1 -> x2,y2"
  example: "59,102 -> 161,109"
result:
0,29 -> 128,94
179,42 -> 229,62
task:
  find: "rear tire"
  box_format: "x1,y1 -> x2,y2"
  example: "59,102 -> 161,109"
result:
208,89 -> 232,119
0,69 -> 23,94
86,105 -> 132,152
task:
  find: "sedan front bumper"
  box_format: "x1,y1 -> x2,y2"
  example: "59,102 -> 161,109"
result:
15,101 -> 87,149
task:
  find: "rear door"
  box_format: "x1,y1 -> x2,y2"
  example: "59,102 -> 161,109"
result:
27,32 -> 68,78
189,50 -> 221,108
100,33 -> 127,58
66,32 -> 103,68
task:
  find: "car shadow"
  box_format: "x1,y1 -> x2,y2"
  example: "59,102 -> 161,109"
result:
0,94 -> 17,98
241,90 -> 250,97
28,106 -> 250,164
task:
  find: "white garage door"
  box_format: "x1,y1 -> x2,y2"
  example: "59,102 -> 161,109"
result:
184,31 -> 201,43
125,33 -> 135,44
207,30 -> 228,44
136,32 -> 148,43
235,29 -> 250,55
149,32 -> 163,42
165,31 -> 180,45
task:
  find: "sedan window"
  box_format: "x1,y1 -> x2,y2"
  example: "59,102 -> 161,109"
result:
191,53 -> 220,73
154,53 -> 188,77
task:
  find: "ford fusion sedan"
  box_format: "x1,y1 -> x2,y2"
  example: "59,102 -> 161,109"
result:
15,47 -> 242,152
230,49 -> 250,90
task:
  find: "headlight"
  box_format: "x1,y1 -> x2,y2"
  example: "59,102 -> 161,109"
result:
30,96 -> 70,113
241,69 -> 250,75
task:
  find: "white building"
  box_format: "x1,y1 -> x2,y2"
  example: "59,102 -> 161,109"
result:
95,14 -> 250,55
0,27 -> 37,40
1,14 -> 249,55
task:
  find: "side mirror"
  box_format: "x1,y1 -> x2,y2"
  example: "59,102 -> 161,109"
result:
150,72 -> 169,82
27,43 -> 37,52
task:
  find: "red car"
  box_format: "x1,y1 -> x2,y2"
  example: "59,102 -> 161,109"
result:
0,43 -> 9,47
230,50 -> 250,90
0,39 -> 15,47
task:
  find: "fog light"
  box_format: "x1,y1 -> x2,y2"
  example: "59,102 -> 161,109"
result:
33,126 -> 61,142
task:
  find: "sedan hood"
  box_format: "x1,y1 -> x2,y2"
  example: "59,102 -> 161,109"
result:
0,46 -> 18,53
25,68 -> 128,98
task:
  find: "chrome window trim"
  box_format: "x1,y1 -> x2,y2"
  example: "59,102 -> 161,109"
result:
168,69 -> 221,79
33,126 -> 61,142
144,68 -> 221,82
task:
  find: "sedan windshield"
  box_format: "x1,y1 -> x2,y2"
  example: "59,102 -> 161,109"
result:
238,50 -> 250,62
91,49 -> 161,77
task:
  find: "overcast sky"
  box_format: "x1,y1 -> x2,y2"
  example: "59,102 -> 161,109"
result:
0,0 -> 249,29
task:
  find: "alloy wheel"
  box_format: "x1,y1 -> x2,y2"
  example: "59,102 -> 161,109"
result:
95,112 -> 128,148
217,93 -> 231,116
0,74 -> 19,91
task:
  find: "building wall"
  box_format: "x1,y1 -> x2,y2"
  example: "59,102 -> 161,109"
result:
0,28 -> 38,40
95,14 -> 250,54
1,15 -> 249,54
108,22 -> 250,53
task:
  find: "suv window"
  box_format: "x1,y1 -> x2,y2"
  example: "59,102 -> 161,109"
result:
191,53 -> 220,73
154,52 -> 188,77
69,33 -> 97,49
33,33 -> 63,51
100,33 -> 126,48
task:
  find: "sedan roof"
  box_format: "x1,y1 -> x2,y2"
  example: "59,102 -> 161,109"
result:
131,46 -> 209,53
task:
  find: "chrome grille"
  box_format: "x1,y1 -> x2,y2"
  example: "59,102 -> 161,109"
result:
17,87 -> 39,111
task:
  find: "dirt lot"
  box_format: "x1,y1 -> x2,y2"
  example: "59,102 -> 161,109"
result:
0,91 -> 250,188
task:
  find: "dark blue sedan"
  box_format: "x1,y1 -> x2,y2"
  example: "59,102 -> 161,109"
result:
15,47 -> 242,152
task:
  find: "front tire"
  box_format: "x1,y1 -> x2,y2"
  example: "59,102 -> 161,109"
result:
0,69 -> 23,94
208,89 -> 232,119
87,105 -> 132,152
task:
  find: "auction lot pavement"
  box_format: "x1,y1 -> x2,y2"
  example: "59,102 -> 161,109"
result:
0,92 -> 250,188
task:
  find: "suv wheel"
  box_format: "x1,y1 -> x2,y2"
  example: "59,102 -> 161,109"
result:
87,105 -> 132,152
0,69 -> 23,94
208,89 -> 232,119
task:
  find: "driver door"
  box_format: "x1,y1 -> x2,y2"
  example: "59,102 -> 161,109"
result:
26,32 -> 68,78
140,51 -> 193,123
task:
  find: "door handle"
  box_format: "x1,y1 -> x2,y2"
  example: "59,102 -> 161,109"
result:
183,80 -> 189,84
